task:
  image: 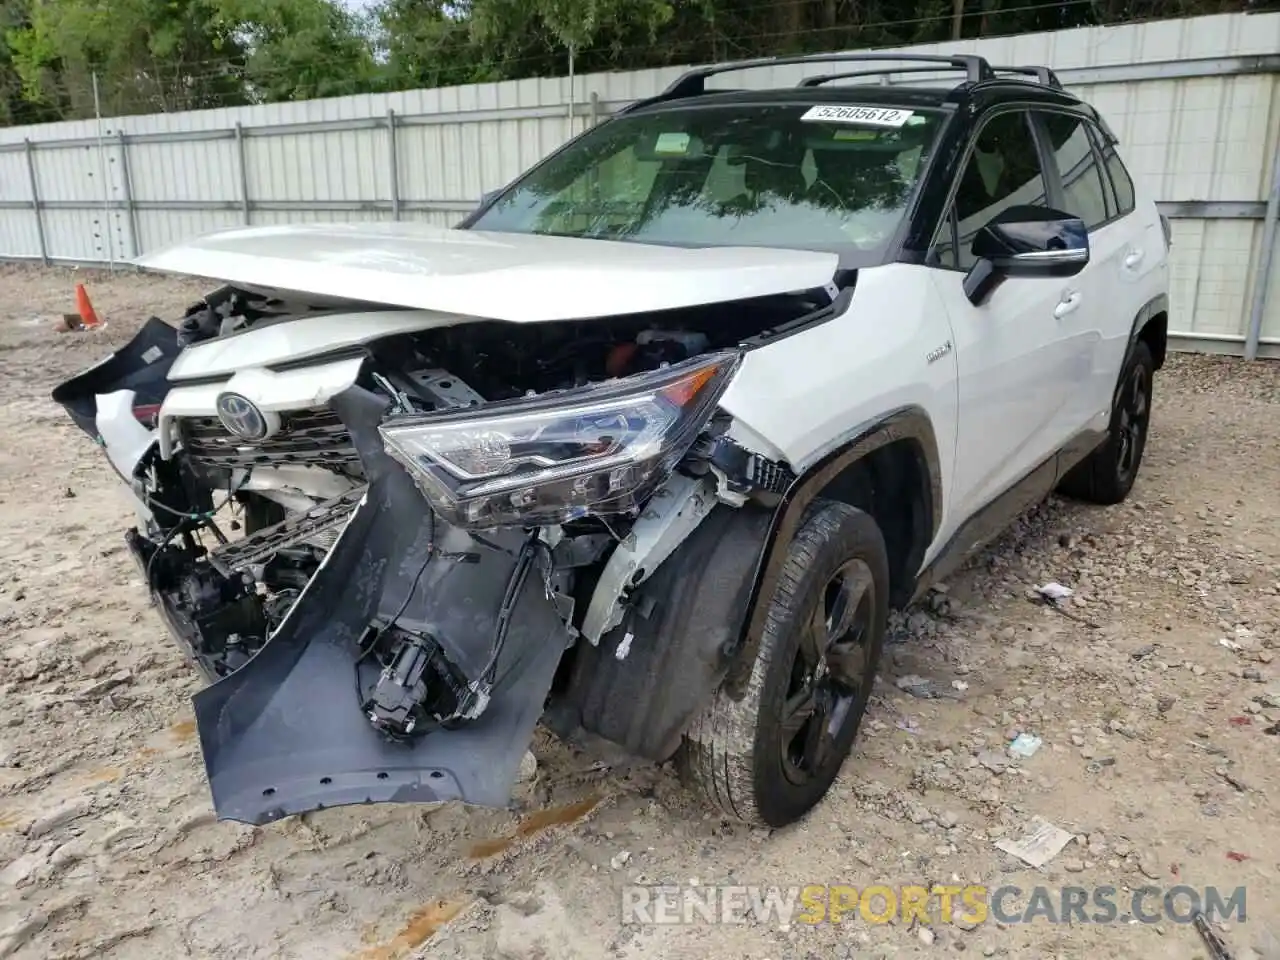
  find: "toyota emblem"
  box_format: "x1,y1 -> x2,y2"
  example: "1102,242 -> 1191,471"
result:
215,392 -> 274,441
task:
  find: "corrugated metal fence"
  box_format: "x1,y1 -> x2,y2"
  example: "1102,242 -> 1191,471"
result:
1,12 -> 1279,358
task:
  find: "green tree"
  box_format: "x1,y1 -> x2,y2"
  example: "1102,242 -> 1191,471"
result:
0,0 -> 59,124
6,0 -> 249,116
376,0 -> 482,87
2,0 -> 1269,125
214,0 -> 381,101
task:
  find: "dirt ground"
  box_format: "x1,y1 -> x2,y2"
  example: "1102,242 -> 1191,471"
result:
0,262 -> 1278,960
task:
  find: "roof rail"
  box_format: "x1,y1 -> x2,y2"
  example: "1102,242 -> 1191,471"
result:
990,64 -> 1063,88
798,65 -> 970,87
800,62 -> 1064,90
660,52 -> 995,100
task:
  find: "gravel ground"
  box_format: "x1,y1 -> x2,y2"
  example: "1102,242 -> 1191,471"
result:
0,262 -> 1278,960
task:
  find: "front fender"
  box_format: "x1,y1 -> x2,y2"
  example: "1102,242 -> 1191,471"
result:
721,406 -> 942,701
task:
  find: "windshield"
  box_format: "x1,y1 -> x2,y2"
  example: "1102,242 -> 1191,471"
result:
471,102 -> 946,262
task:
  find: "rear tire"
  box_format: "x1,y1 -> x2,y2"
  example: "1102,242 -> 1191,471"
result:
1057,340 -> 1155,505
678,500 -> 889,828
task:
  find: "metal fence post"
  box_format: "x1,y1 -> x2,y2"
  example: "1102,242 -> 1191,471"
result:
1245,141 -> 1280,361
387,109 -> 401,221
23,139 -> 48,264
234,122 -> 251,224
117,131 -> 140,258
91,72 -> 116,271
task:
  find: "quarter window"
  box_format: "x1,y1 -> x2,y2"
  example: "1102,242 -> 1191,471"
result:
1098,132 -> 1136,216
1037,112 -> 1110,230
934,110 -> 1048,270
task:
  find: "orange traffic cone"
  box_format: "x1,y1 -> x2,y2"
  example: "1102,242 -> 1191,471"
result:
75,283 -> 101,328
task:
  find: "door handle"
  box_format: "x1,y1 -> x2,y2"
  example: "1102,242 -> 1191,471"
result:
1124,249 -> 1145,269
1054,292 -> 1082,319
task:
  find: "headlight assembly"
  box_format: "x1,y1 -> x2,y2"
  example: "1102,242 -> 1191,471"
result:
379,350 -> 740,528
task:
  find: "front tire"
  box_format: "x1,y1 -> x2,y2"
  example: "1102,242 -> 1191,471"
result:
1057,339 -> 1155,505
678,500 -> 889,828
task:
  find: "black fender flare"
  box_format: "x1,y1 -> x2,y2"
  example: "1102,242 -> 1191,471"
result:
721,406 -> 943,700
1126,293 -> 1169,367
1106,292 -> 1168,413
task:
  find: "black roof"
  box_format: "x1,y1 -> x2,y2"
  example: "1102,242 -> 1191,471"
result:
619,51 -> 1090,119
622,78 -> 1091,121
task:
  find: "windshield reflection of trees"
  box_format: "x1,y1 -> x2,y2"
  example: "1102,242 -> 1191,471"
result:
489,112 -> 925,246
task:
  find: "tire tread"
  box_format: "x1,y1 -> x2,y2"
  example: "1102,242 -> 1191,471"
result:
679,501 -> 887,827
1058,340 -> 1155,506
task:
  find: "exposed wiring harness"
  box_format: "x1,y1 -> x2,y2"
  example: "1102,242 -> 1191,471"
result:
353,509 -> 437,710
469,532 -> 543,696
354,524 -> 552,738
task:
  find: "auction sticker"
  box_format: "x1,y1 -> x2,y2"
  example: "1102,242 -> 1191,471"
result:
800,105 -> 914,127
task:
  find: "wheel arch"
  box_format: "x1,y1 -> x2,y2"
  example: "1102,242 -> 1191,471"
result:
721,406 -> 943,701
1130,293 -> 1168,371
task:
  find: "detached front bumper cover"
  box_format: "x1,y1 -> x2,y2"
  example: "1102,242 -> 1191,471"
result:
192,387 -> 571,825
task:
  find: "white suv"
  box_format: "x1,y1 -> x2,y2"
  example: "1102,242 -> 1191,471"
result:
54,51 -> 1169,829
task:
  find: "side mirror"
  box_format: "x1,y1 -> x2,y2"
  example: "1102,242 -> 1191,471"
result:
459,189 -> 504,228
962,205 -> 1089,305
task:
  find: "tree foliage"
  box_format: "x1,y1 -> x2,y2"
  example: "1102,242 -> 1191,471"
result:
1,0 -> 1273,124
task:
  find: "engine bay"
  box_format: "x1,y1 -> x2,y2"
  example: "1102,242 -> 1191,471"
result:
177,281 -> 838,405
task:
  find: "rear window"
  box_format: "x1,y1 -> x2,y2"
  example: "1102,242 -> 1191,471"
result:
471,103 -> 947,264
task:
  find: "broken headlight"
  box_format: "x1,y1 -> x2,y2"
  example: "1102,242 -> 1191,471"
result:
379,351 -> 740,528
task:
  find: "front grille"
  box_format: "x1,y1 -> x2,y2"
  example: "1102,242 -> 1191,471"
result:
179,407 -> 361,469
209,485 -> 367,574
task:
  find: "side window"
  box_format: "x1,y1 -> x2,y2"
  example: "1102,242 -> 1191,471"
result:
1036,112 -> 1110,230
1097,131 -> 1136,216
933,110 -> 1048,270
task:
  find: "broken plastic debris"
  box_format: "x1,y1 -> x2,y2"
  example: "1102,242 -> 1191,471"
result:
1218,637 -> 1242,652
895,717 -> 921,735
1008,733 -> 1043,758
895,674 -> 933,698
951,680 -> 969,693
1034,582 -> 1074,602
1225,851 -> 1249,863
994,817 -> 1075,868
896,673 -> 966,701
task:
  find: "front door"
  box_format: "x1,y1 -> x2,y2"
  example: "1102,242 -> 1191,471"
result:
928,108 -> 1083,525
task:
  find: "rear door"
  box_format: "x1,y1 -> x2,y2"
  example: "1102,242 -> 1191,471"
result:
1095,128 -> 1170,371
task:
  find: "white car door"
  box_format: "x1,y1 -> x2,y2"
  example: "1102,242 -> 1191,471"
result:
1032,109 -> 1136,433
928,108 -> 1083,525
1095,131 -> 1171,384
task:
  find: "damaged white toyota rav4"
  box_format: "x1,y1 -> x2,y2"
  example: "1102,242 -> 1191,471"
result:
54,52 -> 1170,829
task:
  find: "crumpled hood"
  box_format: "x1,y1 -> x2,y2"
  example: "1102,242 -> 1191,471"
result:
134,222 -> 840,324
